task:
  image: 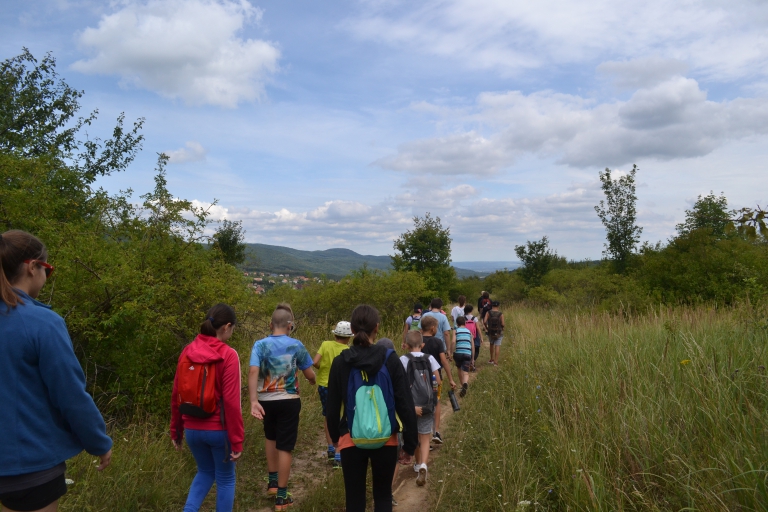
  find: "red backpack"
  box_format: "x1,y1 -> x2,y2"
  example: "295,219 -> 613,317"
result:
465,316 -> 478,339
176,353 -> 219,418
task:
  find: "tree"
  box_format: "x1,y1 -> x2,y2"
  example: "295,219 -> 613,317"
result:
729,206 -> 767,242
392,213 -> 456,298
595,165 -> 643,273
676,192 -> 730,238
514,236 -> 565,287
0,48 -> 144,183
212,219 -> 247,265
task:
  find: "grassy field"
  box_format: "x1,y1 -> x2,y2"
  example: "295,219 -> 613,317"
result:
60,305 -> 768,511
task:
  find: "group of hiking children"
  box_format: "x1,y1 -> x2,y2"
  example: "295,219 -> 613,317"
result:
0,229 -> 507,512
169,295 -> 504,512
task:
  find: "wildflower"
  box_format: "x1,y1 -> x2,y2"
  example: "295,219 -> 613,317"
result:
680,359 -> 691,365
65,479 -> 75,485
518,500 -> 532,507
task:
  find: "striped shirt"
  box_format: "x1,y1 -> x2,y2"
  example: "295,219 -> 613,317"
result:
455,327 -> 473,356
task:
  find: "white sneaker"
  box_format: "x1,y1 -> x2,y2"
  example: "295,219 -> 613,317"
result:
416,464 -> 427,486
413,463 -> 420,473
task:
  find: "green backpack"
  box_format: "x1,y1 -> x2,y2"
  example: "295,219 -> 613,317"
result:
408,314 -> 421,331
347,349 -> 398,449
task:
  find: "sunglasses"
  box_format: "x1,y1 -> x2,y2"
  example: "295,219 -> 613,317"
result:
24,259 -> 54,279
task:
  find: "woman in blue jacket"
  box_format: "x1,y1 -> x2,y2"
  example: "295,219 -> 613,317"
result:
0,230 -> 113,512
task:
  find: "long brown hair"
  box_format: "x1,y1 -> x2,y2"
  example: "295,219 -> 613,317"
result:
350,304 -> 380,347
0,230 -> 48,308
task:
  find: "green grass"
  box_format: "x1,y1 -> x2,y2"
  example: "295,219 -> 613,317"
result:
60,305 -> 768,511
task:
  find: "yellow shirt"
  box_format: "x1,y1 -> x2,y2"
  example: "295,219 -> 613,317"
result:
315,340 -> 350,387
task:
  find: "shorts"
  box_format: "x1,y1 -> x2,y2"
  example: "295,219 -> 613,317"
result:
259,399 -> 302,452
416,412 -> 434,435
453,353 -> 472,372
490,336 -> 503,346
0,473 -> 66,511
317,385 -> 329,416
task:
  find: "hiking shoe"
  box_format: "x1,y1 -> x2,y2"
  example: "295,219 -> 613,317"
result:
265,479 -> 278,496
327,448 -> 335,460
332,459 -> 342,469
416,464 -> 427,486
274,495 -> 294,510
432,432 -> 443,444
459,383 -> 468,398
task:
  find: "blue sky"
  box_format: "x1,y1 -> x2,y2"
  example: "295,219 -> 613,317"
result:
3,0 -> 767,260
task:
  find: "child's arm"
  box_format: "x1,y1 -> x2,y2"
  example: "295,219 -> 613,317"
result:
248,366 -> 264,420
439,353 -> 456,389
312,353 -> 322,368
302,367 -> 316,385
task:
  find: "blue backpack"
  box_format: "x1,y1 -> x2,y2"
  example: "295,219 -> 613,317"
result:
347,349 -> 399,449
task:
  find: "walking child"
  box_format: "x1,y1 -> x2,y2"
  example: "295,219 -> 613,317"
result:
484,301 -> 505,366
453,316 -> 475,396
249,305 -> 316,510
313,321 -> 353,467
463,304 -> 483,366
419,315 -> 456,445
402,302 -> 423,346
400,331 -> 441,486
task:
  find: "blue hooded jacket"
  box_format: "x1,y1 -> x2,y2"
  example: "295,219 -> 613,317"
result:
0,290 -> 112,476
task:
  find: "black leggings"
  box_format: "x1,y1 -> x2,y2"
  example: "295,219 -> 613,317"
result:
340,445 -> 397,512
474,344 -> 481,360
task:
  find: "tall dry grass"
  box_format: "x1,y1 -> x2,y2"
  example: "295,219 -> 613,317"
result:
432,303 -> 768,511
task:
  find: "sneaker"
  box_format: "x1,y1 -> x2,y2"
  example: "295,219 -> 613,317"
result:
416,464 -> 427,486
432,432 -> 443,444
413,463 -> 420,473
392,494 -> 398,506
327,448 -> 335,460
274,495 -> 294,511
265,479 -> 278,496
459,382 -> 468,398
331,459 -> 342,469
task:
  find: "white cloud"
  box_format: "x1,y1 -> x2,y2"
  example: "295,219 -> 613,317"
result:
72,0 -> 280,107
597,57 -> 688,90
375,76 -> 768,174
345,0 -> 768,82
165,141 -> 207,163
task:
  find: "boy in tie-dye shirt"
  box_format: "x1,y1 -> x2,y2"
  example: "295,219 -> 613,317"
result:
249,306 -> 315,510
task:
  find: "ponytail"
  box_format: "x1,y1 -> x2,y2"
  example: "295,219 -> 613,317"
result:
0,230 -> 47,308
350,304 -> 380,347
200,303 -> 237,336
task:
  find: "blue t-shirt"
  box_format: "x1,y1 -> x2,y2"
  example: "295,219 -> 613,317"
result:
455,327 -> 473,356
421,311 -> 451,342
250,334 -> 313,401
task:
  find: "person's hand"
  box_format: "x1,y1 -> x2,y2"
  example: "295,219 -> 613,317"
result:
251,402 -> 265,420
307,377 -> 316,386
172,439 -> 183,452
398,452 -> 413,465
415,406 -> 422,417
230,451 -> 242,462
96,449 -> 112,471
450,380 -> 457,390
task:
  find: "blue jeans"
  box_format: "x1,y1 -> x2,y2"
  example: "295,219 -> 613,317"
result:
183,429 -> 236,512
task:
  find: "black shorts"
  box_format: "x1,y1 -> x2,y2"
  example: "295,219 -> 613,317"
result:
0,473 -> 67,511
453,353 -> 472,372
260,399 -> 302,452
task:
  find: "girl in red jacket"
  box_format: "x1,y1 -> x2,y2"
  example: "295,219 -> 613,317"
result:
171,304 -> 244,512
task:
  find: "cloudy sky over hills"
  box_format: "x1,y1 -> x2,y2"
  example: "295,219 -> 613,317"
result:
2,0 -> 767,260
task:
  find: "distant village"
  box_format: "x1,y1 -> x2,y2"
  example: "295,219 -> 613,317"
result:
242,272 -> 331,294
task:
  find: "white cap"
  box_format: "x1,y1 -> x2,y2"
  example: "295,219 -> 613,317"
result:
332,321 -> 353,337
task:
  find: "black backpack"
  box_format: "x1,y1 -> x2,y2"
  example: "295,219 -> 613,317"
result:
486,310 -> 503,337
405,353 -> 435,413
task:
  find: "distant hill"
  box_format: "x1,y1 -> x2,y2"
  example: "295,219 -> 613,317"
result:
451,261 -> 521,273
243,243 -> 483,279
